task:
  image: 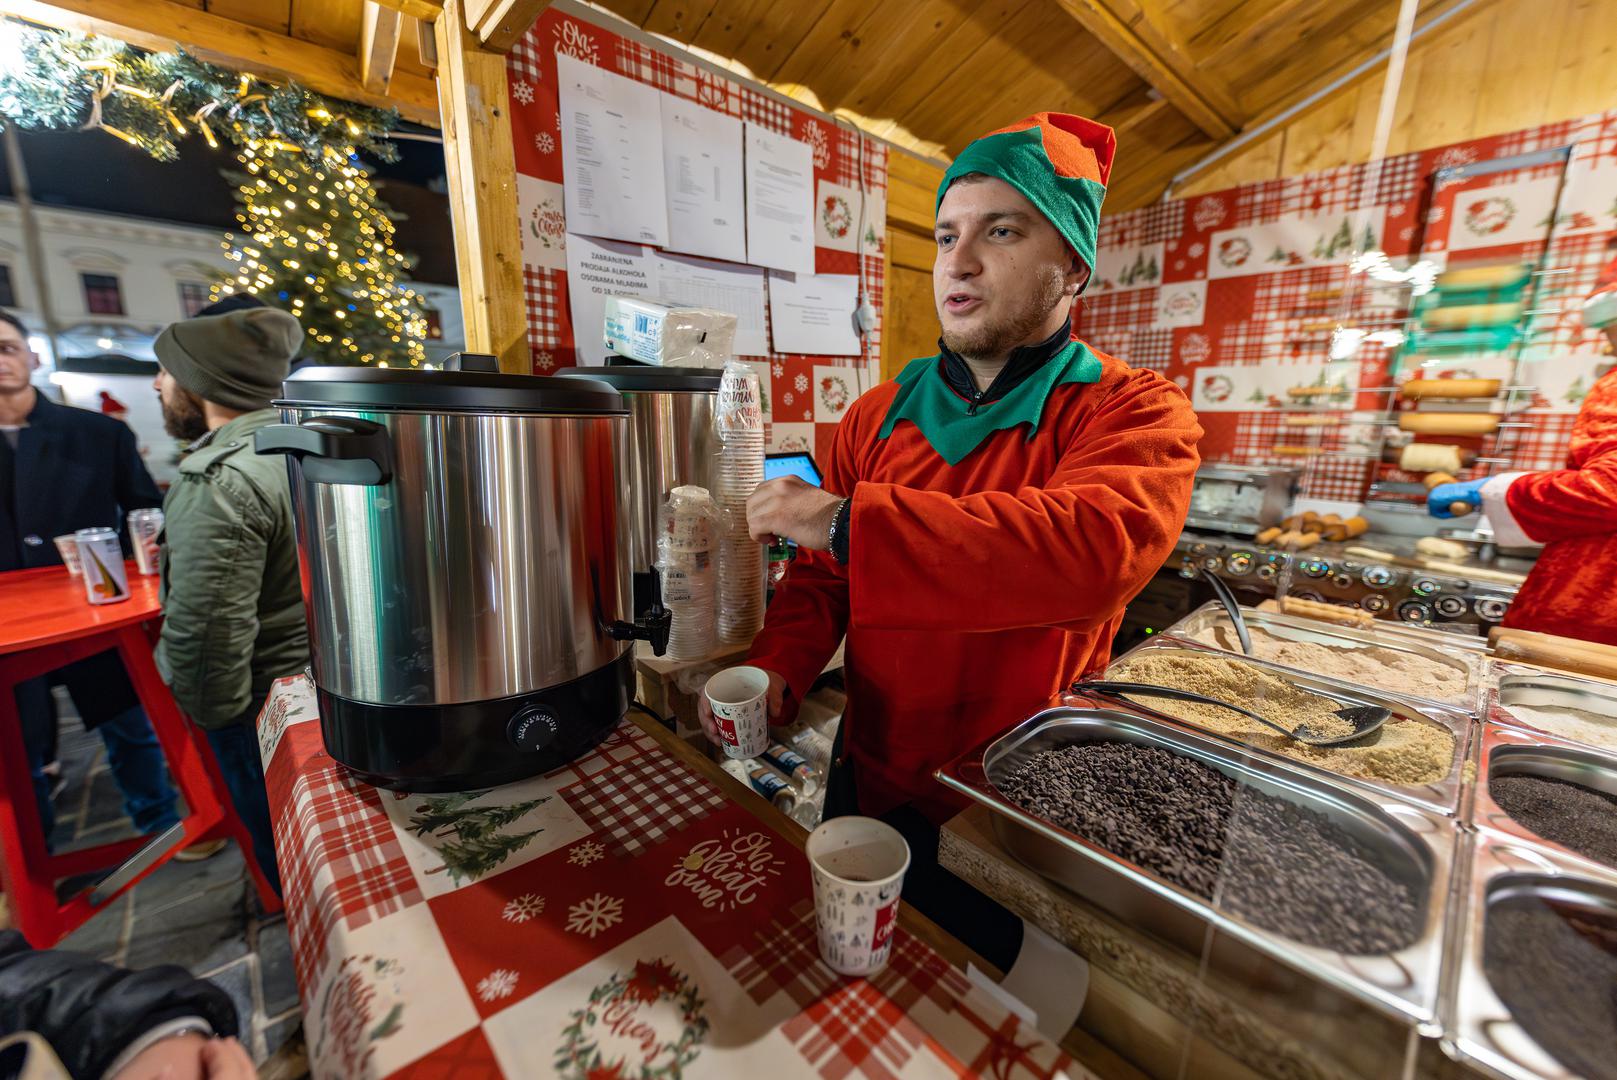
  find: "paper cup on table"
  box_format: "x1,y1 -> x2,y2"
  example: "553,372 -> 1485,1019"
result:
806,816 -> 911,977
53,535 -> 84,576
704,665 -> 770,759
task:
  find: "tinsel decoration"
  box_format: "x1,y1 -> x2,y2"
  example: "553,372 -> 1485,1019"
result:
0,24 -> 400,163
216,142 -> 429,367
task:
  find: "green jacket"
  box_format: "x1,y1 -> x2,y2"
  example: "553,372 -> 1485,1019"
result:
157,409 -> 308,729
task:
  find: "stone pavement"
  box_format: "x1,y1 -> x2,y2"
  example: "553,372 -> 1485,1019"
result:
28,704 -> 308,1076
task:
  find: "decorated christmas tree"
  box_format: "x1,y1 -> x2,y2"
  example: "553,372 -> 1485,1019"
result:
407,792 -> 552,883
215,142 -> 428,366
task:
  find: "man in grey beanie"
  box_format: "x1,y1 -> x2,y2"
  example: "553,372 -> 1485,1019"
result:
152,306 -> 310,898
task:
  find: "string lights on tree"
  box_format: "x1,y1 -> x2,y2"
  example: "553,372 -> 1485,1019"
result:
0,20 -> 429,367
217,143 -> 429,367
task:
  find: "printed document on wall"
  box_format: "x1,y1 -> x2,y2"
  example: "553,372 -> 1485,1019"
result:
661,95 -> 746,264
565,234 -> 656,366
656,252 -> 768,356
744,124 -> 815,274
768,271 -> 861,356
556,53 -> 668,246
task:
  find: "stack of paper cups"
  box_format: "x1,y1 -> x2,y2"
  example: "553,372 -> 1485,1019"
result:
656,486 -> 719,660
715,361 -> 765,643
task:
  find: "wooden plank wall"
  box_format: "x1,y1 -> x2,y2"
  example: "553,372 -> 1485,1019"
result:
1177,0 -> 1617,197
881,151 -> 946,381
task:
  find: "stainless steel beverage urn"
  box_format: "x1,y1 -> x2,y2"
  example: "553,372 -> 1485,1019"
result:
554,364 -> 721,615
255,356 -> 669,791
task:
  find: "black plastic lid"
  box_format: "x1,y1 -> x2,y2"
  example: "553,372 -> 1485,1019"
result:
276,366 -> 627,415
553,364 -> 723,393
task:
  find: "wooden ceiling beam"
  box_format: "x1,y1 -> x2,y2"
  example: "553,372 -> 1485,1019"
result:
369,0 -> 443,19
1052,0 -> 1242,140
359,1 -> 404,93
2,0 -> 440,124
467,0 -> 550,51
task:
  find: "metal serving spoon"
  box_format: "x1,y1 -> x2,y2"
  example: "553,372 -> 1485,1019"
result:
1075,679 -> 1391,747
1200,565 -> 1252,655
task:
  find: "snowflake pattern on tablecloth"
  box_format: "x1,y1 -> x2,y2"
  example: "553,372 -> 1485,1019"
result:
535,350 -> 555,372
793,373 -> 808,392
1427,205 -> 1447,224
477,968 -> 519,1002
503,894 -> 545,923
771,360 -> 785,377
802,409 -> 812,421
783,391 -> 794,406
568,840 -> 605,867
800,120 -> 830,170
1188,242 -> 1206,258
511,80 -> 535,106
554,19 -> 599,64
535,132 -> 555,155
565,893 -> 624,938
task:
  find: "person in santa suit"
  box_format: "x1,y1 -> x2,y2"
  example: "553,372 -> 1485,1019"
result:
1429,255 -> 1617,646
699,113 -> 1203,965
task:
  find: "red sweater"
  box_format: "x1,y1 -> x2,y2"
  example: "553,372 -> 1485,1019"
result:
1501,365 -> 1617,645
749,348 -> 1202,823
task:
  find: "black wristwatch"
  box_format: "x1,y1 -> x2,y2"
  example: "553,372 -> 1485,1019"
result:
827,497 -> 852,565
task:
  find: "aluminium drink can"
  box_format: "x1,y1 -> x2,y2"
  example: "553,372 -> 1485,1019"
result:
75,527 -> 130,605
128,508 -> 164,576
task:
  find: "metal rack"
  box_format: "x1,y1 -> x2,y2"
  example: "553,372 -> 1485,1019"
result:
1355,146 -> 1579,522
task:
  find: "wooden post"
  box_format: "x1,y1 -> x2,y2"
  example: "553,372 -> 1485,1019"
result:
433,0 -> 529,373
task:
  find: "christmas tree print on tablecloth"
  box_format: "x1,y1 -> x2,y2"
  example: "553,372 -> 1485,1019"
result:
406,791 -> 552,885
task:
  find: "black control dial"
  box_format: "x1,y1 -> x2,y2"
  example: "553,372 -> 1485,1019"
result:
1225,552 -> 1254,575
1330,572 -> 1353,590
1397,599 -> 1434,624
1434,596 -> 1468,618
508,705 -> 560,752
1362,566 -> 1395,588
1300,559 -> 1329,579
1476,597 -> 1510,622
1363,594 -> 1388,613
1412,578 -> 1440,597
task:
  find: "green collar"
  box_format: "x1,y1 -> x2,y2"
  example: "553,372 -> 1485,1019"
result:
877,341 -> 1102,465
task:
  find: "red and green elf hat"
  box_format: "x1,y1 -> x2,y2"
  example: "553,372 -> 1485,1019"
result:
936,112 -> 1116,292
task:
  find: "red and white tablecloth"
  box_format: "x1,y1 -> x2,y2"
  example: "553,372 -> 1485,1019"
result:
257,675 -> 1090,1079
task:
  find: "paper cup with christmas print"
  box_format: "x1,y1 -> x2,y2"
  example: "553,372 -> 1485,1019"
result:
704,665 -> 770,759
806,816 -> 911,977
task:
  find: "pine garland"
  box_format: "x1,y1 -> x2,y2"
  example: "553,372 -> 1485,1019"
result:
0,24 -> 400,162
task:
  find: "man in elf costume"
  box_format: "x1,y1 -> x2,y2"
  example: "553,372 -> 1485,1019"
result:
719,113 -> 1202,960
1430,254 -> 1617,645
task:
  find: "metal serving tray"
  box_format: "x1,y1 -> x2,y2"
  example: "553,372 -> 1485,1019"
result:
1441,828 -> 1617,1080
1486,666 -> 1617,753
935,705 -> 1459,1032
1163,601 -> 1483,715
1472,724 -> 1617,875
1104,637 -> 1475,816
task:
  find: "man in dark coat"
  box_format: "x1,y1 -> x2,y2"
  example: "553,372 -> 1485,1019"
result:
0,312 -> 180,849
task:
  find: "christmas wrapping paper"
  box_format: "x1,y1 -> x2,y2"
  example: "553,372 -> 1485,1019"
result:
258,675 -> 1089,1079
1079,110 -> 1617,504
508,8 -> 885,463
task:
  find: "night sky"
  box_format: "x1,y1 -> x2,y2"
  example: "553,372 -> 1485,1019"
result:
0,125 -> 458,284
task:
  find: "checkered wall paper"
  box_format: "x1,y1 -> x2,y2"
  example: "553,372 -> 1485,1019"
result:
1078,109 -> 1617,503
507,9 -> 887,459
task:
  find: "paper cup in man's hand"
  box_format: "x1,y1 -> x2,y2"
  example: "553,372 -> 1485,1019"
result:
704,665 -> 770,759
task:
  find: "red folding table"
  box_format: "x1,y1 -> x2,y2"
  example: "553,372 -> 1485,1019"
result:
0,564 -> 281,945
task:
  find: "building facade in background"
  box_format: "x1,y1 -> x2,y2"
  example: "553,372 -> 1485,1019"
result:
0,199 -> 462,484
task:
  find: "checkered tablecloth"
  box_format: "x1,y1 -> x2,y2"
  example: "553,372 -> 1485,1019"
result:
257,676 -> 1088,1079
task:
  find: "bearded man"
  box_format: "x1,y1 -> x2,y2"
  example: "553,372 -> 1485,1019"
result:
704,113 -> 1203,964
152,305 -> 310,897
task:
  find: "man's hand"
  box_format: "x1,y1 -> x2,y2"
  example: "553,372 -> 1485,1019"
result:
114,1033 -> 258,1080
747,477 -> 844,550
697,668 -> 788,748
